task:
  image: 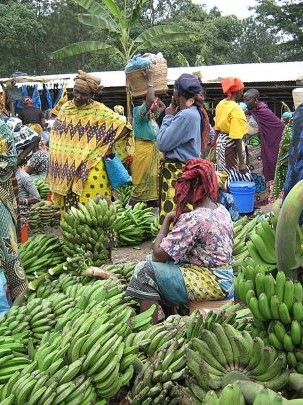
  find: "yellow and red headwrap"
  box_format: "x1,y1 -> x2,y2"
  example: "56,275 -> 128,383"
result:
221,77 -> 244,99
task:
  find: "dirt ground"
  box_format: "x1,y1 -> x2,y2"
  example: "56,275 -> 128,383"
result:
111,240 -> 153,263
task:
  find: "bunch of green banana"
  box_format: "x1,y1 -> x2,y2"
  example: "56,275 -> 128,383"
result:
201,382 -> 246,404
131,339 -> 187,405
186,323 -> 288,396
114,200 -> 155,246
97,262 -> 136,282
200,381 -> 288,405
246,217 -> 278,266
150,215 -> 159,237
34,179 -> 51,199
29,200 -> 60,229
232,215 -> 259,267
236,265 -> 303,368
18,235 -> 65,281
61,197 -> 117,266
115,184 -> 134,207
184,302 -> 253,339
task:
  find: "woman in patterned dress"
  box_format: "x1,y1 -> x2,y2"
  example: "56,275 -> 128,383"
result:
126,158 -> 234,323
46,70 -> 133,211
0,118 -> 28,304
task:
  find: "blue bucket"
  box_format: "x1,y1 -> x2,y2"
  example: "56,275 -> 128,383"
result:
229,181 -> 256,214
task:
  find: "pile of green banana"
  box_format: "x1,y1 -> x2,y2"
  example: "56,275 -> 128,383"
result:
60,197 -> 116,266
115,184 -> 134,207
114,200 -> 155,246
0,336 -> 30,385
236,264 -> 303,372
29,200 -> 60,230
233,214 -> 277,269
199,380 -> 292,405
131,338 -> 187,404
0,272 -> 158,403
34,179 -> 51,199
185,322 -> 288,399
97,262 -> 137,282
19,235 -> 65,281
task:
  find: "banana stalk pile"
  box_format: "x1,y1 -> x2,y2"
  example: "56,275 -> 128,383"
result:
114,201 -> 155,246
19,235 -> 65,281
33,179 -> 51,200
60,198 -> 116,266
29,200 -> 60,230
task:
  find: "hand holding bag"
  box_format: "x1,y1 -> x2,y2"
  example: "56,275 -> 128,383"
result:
103,154 -> 132,190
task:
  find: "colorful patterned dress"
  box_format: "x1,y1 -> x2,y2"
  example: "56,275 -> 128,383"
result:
0,119 -> 27,301
46,100 -> 133,211
126,205 -> 234,305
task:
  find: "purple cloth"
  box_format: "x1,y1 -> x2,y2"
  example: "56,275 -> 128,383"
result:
250,102 -> 284,181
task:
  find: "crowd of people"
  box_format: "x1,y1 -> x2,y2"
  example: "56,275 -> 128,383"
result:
0,68 -> 303,321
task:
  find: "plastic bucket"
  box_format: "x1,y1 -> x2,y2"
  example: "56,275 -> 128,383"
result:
229,181 -> 256,214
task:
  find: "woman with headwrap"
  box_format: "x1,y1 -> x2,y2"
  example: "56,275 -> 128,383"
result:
126,158 -> 234,323
0,118 -> 28,305
214,77 -> 247,178
243,88 -> 284,205
46,70 -> 133,211
157,73 -> 210,225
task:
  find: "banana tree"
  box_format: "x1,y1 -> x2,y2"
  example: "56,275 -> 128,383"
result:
51,0 -> 202,119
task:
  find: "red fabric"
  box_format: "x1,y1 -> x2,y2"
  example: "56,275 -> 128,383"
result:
174,158 -> 218,223
221,77 -> 244,99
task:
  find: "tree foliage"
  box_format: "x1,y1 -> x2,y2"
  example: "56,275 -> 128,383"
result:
253,0 -> 303,60
0,0 -> 299,77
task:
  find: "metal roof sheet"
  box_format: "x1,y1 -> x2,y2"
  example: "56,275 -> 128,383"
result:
1,61 -> 302,88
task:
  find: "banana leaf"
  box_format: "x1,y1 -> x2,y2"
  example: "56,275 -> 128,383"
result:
77,13 -> 119,33
128,0 -> 149,29
51,41 -> 116,59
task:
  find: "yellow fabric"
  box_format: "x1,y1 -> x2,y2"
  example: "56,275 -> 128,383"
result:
214,99 -> 247,139
216,171 -> 228,190
180,265 -> 225,301
131,139 -> 161,201
51,84 -> 68,117
52,160 -> 111,210
115,134 -> 135,163
47,100 -> 132,201
79,159 -> 111,203
27,123 -> 43,134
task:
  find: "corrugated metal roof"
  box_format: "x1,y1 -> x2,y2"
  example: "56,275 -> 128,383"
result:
1,61 -> 302,88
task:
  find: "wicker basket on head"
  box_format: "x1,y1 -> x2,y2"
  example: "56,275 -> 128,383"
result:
126,60 -> 168,98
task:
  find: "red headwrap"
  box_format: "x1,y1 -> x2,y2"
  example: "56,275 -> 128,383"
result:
174,158 -> 218,223
221,77 -> 244,99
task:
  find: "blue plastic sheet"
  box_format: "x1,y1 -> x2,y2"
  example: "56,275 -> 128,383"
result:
125,54 -> 151,72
